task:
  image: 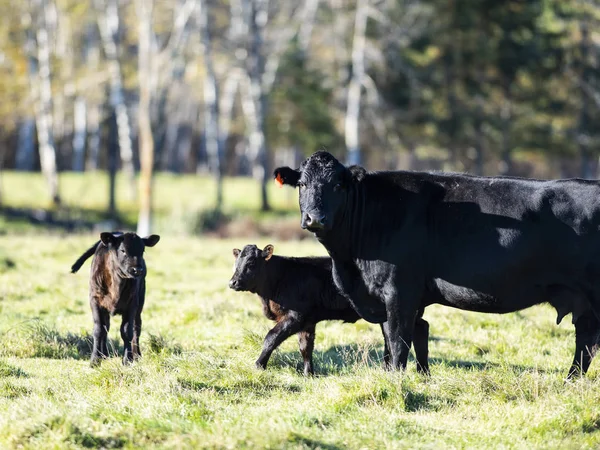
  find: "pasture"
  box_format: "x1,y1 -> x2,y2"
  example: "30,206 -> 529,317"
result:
0,173 -> 599,448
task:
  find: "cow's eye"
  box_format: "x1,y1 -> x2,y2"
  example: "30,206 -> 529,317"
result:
333,183 -> 342,192
120,249 -> 126,254
298,182 -> 306,189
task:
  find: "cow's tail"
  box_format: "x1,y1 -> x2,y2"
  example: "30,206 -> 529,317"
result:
70,240 -> 101,273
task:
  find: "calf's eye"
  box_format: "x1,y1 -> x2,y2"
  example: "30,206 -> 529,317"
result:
333,183 -> 342,192
298,182 -> 306,189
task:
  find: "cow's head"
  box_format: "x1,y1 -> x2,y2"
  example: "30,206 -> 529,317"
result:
100,232 -> 160,279
274,151 -> 365,234
229,244 -> 274,292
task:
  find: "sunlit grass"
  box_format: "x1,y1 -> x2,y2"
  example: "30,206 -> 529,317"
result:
1,171 -> 301,234
0,234 -> 599,448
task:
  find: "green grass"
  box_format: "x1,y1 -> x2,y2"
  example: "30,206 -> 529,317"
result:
0,234 -> 600,449
0,171 -> 302,235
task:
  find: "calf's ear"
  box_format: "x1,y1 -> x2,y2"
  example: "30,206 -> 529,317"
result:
273,167 -> 300,187
262,244 -> 274,261
100,232 -> 116,247
143,235 -> 160,247
233,248 -> 241,258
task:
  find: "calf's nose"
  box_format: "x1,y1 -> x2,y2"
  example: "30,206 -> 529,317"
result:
229,279 -> 238,289
129,267 -> 144,277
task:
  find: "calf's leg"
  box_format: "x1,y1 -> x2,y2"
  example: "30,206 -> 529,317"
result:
297,324 -> 316,376
91,302 -> 110,367
120,312 -> 135,365
132,311 -> 142,360
567,312 -> 600,379
256,316 -> 304,370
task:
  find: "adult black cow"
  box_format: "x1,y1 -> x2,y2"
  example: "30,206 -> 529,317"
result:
274,151 -> 600,378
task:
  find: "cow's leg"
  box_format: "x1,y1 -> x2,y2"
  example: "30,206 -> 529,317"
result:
120,312 -> 135,365
413,314 -> 430,375
91,302 -> 110,367
567,312 -> 600,379
380,322 -> 391,369
385,285 -> 420,371
297,323 -> 316,376
256,316 -> 304,370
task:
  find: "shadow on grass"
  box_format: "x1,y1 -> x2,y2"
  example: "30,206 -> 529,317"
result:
272,340 -> 563,377
0,206 -> 134,232
286,433 -> 342,450
2,320 -> 123,360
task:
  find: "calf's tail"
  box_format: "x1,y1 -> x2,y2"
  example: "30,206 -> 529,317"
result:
70,240 -> 101,273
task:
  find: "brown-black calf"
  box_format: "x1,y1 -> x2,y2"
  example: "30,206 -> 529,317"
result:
71,231 -> 160,366
228,244 -> 388,375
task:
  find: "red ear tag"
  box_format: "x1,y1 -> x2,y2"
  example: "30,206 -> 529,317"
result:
275,173 -> 284,188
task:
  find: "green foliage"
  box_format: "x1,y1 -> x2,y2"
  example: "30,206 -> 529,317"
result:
267,44 -> 343,155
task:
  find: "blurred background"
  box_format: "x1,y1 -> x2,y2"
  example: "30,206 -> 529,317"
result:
0,0 -> 599,236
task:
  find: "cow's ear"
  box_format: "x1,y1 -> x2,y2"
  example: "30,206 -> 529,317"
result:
348,165 -> 366,183
273,167 -> 300,187
233,248 -> 241,258
143,235 -> 160,247
262,244 -> 274,261
100,232 -> 117,247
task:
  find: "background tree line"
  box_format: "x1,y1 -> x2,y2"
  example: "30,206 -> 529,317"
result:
0,0 -> 599,215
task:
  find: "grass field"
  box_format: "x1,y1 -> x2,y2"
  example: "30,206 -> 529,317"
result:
0,234 -> 599,449
1,172 -> 600,448
0,171 -> 301,236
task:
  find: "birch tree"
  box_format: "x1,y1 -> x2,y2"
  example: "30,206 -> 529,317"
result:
198,0 -> 223,208
26,0 -> 60,205
136,0 -> 154,236
95,0 -> 136,197
345,0 -> 368,166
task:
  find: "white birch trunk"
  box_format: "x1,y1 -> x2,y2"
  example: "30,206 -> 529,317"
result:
96,0 -> 136,196
199,0 -> 223,208
136,0 -> 155,236
29,0 -> 60,205
345,0 -> 368,166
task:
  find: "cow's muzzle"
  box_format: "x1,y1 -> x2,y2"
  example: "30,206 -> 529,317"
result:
301,213 -> 327,231
128,266 -> 145,277
229,279 -> 242,291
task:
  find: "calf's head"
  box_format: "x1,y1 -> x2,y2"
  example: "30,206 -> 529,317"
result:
100,232 -> 160,278
229,244 -> 274,292
274,151 -> 365,234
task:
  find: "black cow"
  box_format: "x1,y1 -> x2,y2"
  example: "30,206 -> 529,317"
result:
71,232 -> 160,366
228,244 -> 388,375
275,151 -> 600,378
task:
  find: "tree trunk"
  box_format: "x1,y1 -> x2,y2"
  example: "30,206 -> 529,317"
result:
199,0 -> 223,209
246,0 -> 270,211
30,0 -> 60,205
96,0 -> 136,198
345,0 -> 368,166
72,96 -> 87,172
136,0 -> 155,236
